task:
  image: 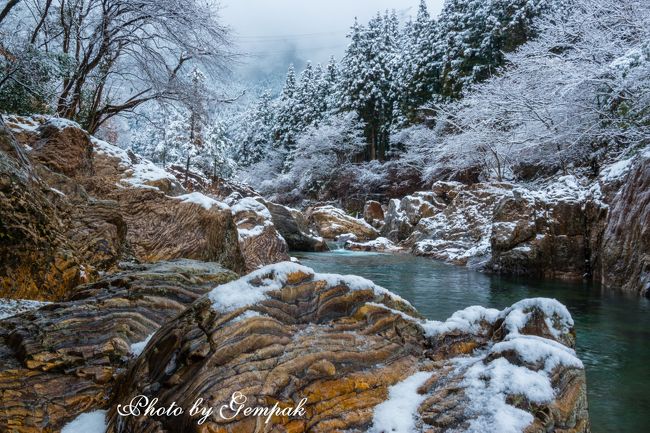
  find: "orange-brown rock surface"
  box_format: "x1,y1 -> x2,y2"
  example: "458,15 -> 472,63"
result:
0,117 -> 86,300
1,115 -> 246,301
101,263 -> 589,433
0,260 -> 237,433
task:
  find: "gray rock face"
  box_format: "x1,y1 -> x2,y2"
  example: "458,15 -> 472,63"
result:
261,200 -> 329,252
381,191 -> 447,242
599,153 -> 650,296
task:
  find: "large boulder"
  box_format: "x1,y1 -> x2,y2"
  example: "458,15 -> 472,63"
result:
0,260 -> 237,433
363,200 -> 385,228
101,263 -> 588,433
407,182 -> 512,266
2,116 -> 247,282
261,200 -> 329,252
381,190 -> 448,242
227,195 -> 290,270
109,189 -> 245,272
309,205 -> 379,241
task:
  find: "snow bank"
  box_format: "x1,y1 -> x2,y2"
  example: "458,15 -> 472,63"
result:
422,305 -> 500,338
230,197 -> 271,219
92,137 -> 178,191
458,356 -> 549,433
599,156 -> 635,182
500,298 -> 574,339
229,196 -> 274,239
370,371 -> 432,433
61,410 -> 107,433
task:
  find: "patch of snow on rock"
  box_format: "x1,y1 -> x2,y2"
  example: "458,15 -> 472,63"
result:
61,410 -> 107,433
130,333 -> 154,356
0,299 -> 49,320
173,192 -> 229,211
208,262 -> 411,313
370,371 -> 432,433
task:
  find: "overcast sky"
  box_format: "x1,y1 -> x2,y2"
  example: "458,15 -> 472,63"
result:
219,0 -> 445,85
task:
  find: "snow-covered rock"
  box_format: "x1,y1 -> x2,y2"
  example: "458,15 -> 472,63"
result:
107,262 -> 588,433
309,205 -> 379,240
345,236 -> 402,252
381,191 -> 447,242
227,195 -> 290,271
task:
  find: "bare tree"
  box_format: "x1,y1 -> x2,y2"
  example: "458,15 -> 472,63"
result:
1,0 -> 234,133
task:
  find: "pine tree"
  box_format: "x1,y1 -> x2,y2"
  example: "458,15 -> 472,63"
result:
274,64 -> 301,154
338,13 -> 400,161
238,90 -> 276,167
435,0 -> 549,98
320,56 -> 340,113
397,0 -> 440,124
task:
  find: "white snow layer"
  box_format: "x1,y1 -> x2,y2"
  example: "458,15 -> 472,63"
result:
370,371 -> 432,433
173,192 -> 229,211
92,137 -> 178,190
61,410 -> 107,433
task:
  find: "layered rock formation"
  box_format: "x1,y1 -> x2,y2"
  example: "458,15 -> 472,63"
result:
361,156 -> 649,295
1,118 -> 87,300
227,195 -> 290,270
308,205 -> 379,241
0,260 -> 237,433
101,263 -> 589,433
0,115 -> 253,301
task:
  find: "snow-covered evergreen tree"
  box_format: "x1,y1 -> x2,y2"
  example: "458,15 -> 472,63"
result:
396,0 -> 439,125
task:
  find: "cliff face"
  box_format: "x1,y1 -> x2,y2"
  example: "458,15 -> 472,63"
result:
598,151 -> 650,296
362,151 -> 648,296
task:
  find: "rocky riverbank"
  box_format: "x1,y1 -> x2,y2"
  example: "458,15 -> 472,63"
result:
0,116 -> 592,432
303,154 -> 649,297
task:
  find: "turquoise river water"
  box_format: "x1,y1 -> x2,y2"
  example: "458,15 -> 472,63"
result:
293,249 -> 650,433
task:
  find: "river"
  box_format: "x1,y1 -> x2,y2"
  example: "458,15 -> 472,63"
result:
293,248 -> 650,433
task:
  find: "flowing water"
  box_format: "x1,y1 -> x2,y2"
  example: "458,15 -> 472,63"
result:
293,248 -> 650,433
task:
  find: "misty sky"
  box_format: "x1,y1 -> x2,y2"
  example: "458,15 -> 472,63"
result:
219,0 -> 445,85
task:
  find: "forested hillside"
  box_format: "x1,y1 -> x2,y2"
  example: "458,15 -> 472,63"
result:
3,0 -> 647,209
228,0 -> 648,208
